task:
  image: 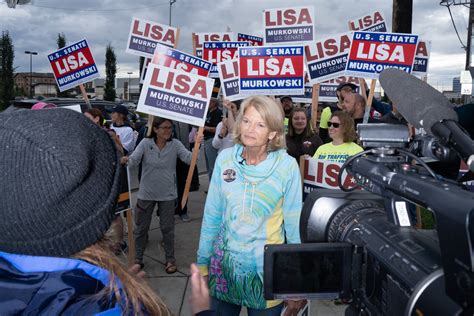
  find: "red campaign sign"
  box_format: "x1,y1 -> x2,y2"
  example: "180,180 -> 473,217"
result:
238,46 -> 305,95
303,158 -> 357,192
240,55 -> 305,78
346,32 -> 418,78
50,46 -> 95,79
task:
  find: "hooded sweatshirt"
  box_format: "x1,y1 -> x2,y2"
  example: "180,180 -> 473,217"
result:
197,144 -> 302,309
0,251 -> 125,315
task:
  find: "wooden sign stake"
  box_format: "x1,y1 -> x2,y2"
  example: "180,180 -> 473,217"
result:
181,126 -> 204,209
311,83 -> 320,130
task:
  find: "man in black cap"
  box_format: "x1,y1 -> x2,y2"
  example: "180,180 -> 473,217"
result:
111,104 -> 136,155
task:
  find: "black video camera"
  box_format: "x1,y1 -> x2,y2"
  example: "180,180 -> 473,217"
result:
264,122 -> 474,315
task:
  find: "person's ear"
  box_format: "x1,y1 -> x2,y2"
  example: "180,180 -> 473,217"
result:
268,131 -> 277,140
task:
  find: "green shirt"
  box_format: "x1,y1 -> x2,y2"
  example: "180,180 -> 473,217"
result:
313,142 -> 363,163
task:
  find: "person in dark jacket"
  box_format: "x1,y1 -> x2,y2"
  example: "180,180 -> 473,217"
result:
286,107 -> 323,163
0,109 -> 173,315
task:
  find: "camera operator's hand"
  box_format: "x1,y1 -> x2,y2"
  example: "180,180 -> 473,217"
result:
284,299 -> 307,316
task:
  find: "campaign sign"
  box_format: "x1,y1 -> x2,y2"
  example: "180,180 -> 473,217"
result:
348,11 -> 387,32
238,45 -> 305,95
412,40 -> 431,76
263,6 -> 315,44
126,17 -> 178,58
237,33 -> 264,46
140,58 -> 152,84
292,85 -> 313,103
318,76 -> 360,102
193,32 -> 234,58
217,59 -> 249,101
346,31 -> 418,79
203,41 -> 249,78
137,64 -> 214,126
302,158 -> 357,199
152,43 -> 212,77
305,32 -> 352,83
48,39 -> 100,92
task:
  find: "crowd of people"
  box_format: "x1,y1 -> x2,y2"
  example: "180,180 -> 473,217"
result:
3,79 -> 472,315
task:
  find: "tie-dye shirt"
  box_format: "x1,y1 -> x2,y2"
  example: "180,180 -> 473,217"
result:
197,144 -> 302,309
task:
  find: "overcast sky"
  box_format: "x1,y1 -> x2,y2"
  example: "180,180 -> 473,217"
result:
0,0 -> 470,91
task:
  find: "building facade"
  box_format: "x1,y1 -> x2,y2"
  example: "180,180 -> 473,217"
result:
14,72 -> 57,98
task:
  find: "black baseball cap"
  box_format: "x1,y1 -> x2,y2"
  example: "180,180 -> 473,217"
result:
280,95 -> 293,102
111,105 -> 128,116
336,82 -> 357,92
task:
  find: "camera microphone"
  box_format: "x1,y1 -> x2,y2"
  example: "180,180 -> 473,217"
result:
380,68 -> 474,171
238,158 -> 246,165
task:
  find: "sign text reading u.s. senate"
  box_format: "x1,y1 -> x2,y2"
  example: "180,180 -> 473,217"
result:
126,17 -> 179,58
137,64 -> 214,126
151,43 -> 212,77
237,33 -> 263,46
238,45 -> 305,95
348,11 -> 387,32
345,31 -> 418,79
193,32 -> 234,58
203,41 -> 249,78
48,39 -> 99,92
305,32 -> 352,83
263,6 -> 315,44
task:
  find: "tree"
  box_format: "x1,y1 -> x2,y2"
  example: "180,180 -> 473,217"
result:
0,31 -> 15,111
56,33 -> 70,97
104,44 -> 116,102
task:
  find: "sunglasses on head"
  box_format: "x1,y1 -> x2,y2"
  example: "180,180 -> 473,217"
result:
328,122 -> 340,128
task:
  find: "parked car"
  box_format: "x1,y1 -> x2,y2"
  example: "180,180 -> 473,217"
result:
3,98 -> 147,131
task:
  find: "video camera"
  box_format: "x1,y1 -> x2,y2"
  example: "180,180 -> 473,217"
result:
263,69 -> 474,315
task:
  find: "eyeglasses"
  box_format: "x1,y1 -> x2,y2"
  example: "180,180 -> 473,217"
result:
158,126 -> 173,130
328,122 -> 340,128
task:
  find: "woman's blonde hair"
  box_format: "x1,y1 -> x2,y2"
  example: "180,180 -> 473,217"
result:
232,96 -> 286,151
73,224 -> 171,316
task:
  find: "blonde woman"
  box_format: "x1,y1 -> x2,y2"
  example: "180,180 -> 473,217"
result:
197,96 -> 304,315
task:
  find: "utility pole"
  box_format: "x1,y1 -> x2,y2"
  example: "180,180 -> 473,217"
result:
466,0 -> 474,71
392,0 -> 413,33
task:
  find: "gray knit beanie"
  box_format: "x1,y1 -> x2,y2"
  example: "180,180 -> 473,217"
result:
0,108 -> 121,257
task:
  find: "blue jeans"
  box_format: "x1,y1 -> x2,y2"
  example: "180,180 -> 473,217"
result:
211,297 -> 283,316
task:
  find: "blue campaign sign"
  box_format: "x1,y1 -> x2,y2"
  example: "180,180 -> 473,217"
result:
346,31 -> 419,79
237,33 -> 263,46
48,39 -> 100,92
238,45 -> 305,95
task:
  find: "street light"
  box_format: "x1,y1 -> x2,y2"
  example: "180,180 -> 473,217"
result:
25,50 -> 38,98
169,0 -> 177,26
127,72 -> 133,101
